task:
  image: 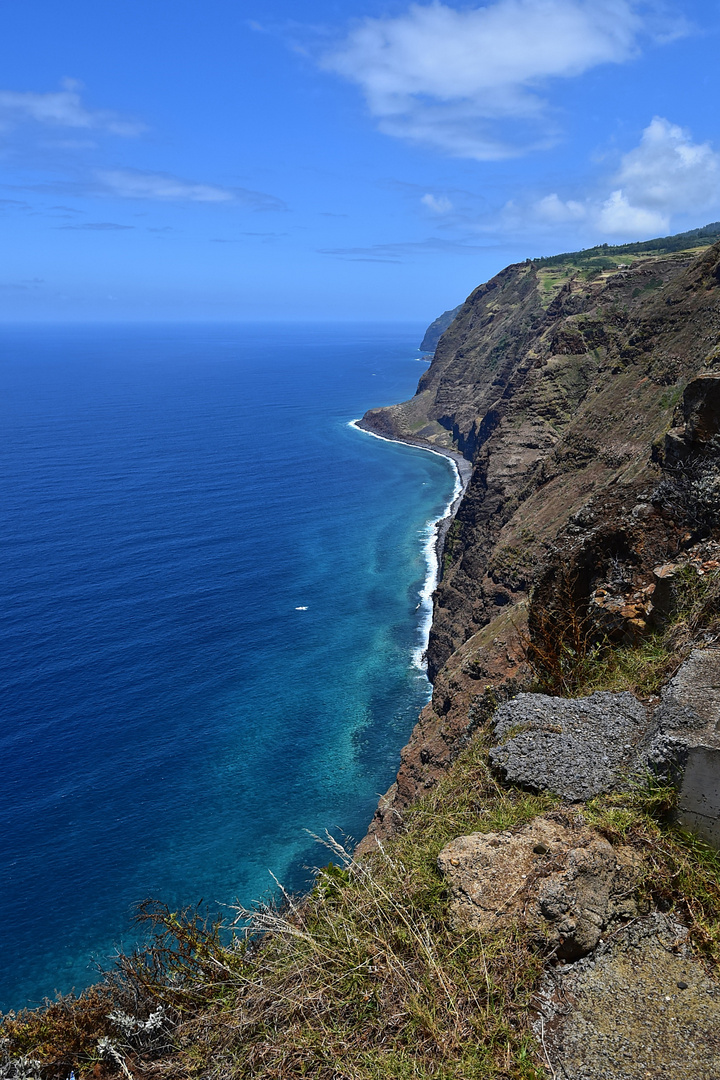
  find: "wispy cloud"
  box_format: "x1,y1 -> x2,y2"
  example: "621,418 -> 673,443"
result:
95,168 -> 286,209
323,1 -> 683,160
421,193 -> 454,214
529,117 -> 720,237
58,221 -> 134,231
0,277 -> 44,290
319,236 -> 493,262
0,80 -> 144,137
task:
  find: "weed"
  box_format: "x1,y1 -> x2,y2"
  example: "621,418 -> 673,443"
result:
527,565 -> 720,698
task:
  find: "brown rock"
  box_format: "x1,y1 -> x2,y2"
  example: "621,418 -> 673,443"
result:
358,242 -> 720,853
437,815 -> 642,959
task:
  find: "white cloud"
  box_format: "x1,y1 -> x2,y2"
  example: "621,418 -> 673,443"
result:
421,193 -> 454,213
0,81 -> 143,136
535,193 -> 587,222
530,118 -> 720,238
96,169 -> 286,210
613,116 -> 720,216
98,169 -> 235,203
323,0 -> 647,159
596,189 -> 667,235
595,118 -> 720,236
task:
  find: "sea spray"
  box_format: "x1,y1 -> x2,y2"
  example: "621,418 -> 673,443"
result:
349,421 -> 466,669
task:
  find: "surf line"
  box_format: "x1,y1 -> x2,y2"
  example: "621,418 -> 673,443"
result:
349,419 -> 471,671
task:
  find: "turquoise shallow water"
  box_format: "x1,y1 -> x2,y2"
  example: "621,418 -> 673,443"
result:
0,322 -> 456,1011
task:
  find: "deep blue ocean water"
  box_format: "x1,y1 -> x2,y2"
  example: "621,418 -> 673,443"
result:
0,322 -> 456,1012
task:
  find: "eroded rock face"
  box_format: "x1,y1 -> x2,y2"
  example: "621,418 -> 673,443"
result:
654,647 -> 720,734
362,245 -> 720,680
359,243 -> 720,847
489,692 -> 650,800
682,374 -> 720,447
535,914 -> 720,1080
437,815 -> 641,960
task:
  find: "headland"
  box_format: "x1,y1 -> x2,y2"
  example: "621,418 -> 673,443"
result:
6,223 -> 720,1079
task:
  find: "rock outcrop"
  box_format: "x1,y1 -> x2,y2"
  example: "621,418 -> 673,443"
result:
643,647 -> 720,846
357,230 -> 720,1078
438,814 -> 641,960
534,914 -> 720,1079
489,691 -> 650,800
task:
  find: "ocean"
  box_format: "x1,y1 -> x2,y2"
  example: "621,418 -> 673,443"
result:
0,322 -> 457,1012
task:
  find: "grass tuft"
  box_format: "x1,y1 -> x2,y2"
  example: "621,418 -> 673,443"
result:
527,567 -> 720,698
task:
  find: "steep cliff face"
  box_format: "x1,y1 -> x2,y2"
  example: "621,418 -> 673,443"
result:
359,238 -> 720,842
418,303 -> 463,352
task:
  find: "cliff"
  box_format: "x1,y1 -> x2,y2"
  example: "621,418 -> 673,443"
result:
359,232 -> 720,842
6,232 -> 720,1080
418,303 -> 463,352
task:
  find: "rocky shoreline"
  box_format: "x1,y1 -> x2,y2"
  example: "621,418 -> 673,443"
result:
353,416 -> 472,571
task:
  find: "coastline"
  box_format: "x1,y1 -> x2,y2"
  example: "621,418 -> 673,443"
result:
349,418 -> 472,671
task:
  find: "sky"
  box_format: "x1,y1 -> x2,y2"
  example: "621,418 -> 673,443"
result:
1,0 -> 719,321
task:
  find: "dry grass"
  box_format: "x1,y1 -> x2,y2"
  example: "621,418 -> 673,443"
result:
527,566 -> 720,699
0,735 -> 557,1080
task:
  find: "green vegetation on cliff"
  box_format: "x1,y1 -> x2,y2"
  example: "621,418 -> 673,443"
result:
531,220 -> 720,269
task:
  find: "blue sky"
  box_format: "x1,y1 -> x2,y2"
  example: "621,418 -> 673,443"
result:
1,0 -> 719,320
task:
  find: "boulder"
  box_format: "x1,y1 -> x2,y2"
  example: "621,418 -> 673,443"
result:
437,815 -> 641,960
534,914 -> 720,1080
489,691 -> 650,800
643,647 -> 720,846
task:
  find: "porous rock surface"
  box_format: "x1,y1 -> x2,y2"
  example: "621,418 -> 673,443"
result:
488,691 -> 650,800
535,914 -> 720,1080
437,814 -> 641,960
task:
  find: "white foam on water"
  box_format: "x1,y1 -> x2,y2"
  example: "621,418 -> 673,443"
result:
349,420 -> 463,672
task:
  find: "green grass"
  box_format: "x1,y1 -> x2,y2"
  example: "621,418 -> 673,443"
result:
6,694 -> 720,1079
585,780 -> 720,963
0,727 -> 558,1080
557,634 -> 677,698
7,711 -> 720,1080
531,222 -> 720,269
